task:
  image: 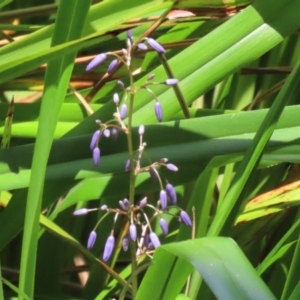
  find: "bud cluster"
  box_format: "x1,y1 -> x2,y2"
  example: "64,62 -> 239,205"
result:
86,31 -> 179,124
74,193 -> 192,261
74,30 -> 188,263
77,123 -> 192,261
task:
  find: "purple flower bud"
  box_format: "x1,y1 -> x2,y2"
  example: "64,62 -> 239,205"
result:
119,200 -> 127,210
122,235 -> 130,251
93,147 -> 100,166
149,167 -> 158,182
127,29 -> 133,40
139,197 -> 147,208
159,218 -> 169,235
120,103 -> 127,120
107,59 -> 118,74
148,73 -> 155,81
87,231 -> 97,249
90,130 -> 101,150
95,119 -> 101,125
143,233 -> 150,248
103,129 -> 110,138
139,124 -> 145,136
111,128 -> 118,140
113,93 -> 119,105
154,102 -> 163,122
137,43 -> 148,51
160,158 -> 168,163
166,163 -> 178,172
129,223 -> 137,241
160,190 -> 168,210
103,235 -> 115,261
120,198 -> 130,210
86,53 -> 107,71
166,183 -> 177,204
122,48 -> 128,56
101,204 -> 108,210
73,208 -> 89,216
164,78 -> 179,86
180,211 -> 192,227
146,38 -> 166,54
117,80 -> 125,89
125,159 -> 131,172
149,232 -> 161,248
123,198 -> 130,209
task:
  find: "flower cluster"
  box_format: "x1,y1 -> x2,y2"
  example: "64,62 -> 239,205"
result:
76,125 -> 192,261
86,31 -> 179,127
74,30 -> 190,263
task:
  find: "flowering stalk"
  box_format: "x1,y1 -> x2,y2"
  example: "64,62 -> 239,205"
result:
79,30 -> 194,300
125,43 -> 139,298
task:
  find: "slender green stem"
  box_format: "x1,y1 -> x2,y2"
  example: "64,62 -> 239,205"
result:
159,53 -> 191,119
126,65 -> 138,298
127,92 -> 136,207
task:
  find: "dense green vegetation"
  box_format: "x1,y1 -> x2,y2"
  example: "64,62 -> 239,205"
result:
1,0 -> 300,299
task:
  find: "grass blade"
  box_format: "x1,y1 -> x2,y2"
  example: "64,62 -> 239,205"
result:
208,54 -> 300,237
17,1 -> 92,298
281,235 -> 300,300
164,238 -> 276,300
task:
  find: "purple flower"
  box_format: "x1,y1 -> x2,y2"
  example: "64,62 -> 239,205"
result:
149,167 -> 158,182
101,204 -> 108,210
129,223 -> 137,241
122,235 -> 130,251
127,29 -> 133,40
117,80 -> 125,89
111,128 -> 118,140
154,102 -> 163,122
164,78 -> 179,86
87,231 -> 97,249
86,53 -> 107,71
148,73 -> 155,81
180,211 -> 192,227
103,129 -> 110,138
123,198 -> 130,210
120,103 -> 127,120
148,242 -> 154,249
139,124 -> 145,136
143,234 -> 150,248
103,235 -> 115,261
160,190 -> 168,210
125,159 -> 131,172
159,218 -> 169,235
119,199 -> 129,210
139,197 -> 147,208
90,130 -> 101,150
166,183 -> 177,204
93,147 -> 100,166
113,93 -> 120,105
73,208 -> 89,216
119,200 -> 127,210
107,59 -> 118,74
160,158 -> 168,163
149,232 -> 161,248
166,163 -> 178,172
146,38 -> 166,54
137,43 -> 148,51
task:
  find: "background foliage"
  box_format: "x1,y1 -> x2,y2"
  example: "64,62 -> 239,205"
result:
1,0 -> 300,299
